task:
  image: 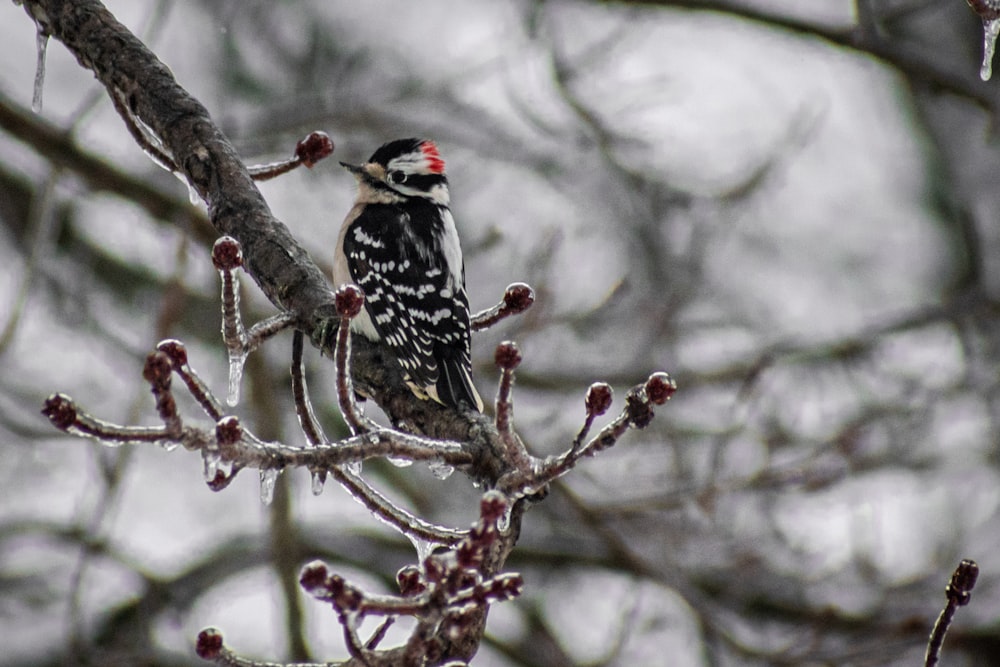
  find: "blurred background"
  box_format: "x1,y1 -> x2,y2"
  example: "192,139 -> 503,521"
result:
2,1 -> 999,665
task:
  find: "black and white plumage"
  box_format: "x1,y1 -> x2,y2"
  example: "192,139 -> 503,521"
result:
333,138 -> 484,412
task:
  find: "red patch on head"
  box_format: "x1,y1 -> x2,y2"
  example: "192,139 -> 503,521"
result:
420,141 -> 446,174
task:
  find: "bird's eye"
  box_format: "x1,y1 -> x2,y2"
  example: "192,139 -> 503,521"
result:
388,170 -> 407,185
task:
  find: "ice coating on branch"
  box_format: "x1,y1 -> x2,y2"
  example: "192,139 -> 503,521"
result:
32,29 -> 47,113
387,456 -> 413,468
428,461 -> 455,480
981,18 -> 1000,80
496,501 -> 512,533
259,469 -> 280,505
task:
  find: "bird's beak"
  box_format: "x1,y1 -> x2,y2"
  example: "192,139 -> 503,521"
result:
340,161 -> 364,175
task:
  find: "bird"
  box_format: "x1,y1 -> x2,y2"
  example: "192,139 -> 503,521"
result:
333,138 -> 484,412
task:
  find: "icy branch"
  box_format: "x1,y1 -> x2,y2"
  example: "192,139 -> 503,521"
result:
470,282 -> 534,331
497,371 -> 676,498
491,341 -> 534,475
297,491 -> 522,664
212,237 -> 294,406
246,131 -> 335,181
292,330 -> 468,545
333,284 -> 378,435
41,341 -> 476,492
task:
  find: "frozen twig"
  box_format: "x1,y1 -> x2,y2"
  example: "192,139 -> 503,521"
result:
297,492 -> 522,663
42,394 -> 472,470
925,558 -> 979,667
498,372 -> 676,497
290,329 -> 328,492
142,350 -> 182,437
196,627 -> 329,667
42,347 -> 475,487
292,329 -> 468,544
571,382 -> 614,454
333,284 -> 377,435
470,283 -> 534,332
42,393 -> 178,446
492,342 -> 535,477
157,339 -> 225,420
246,131 -> 335,181
213,236 -> 294,406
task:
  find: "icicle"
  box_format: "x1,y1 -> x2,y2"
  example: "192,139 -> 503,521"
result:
226,349 -> 247,407
406,532 -> 436,565
32,29 -> 48,113
259,469 -> 279,505
981,18 -> 1000,81
428,461 -> 455,480
203,449 -> 222,482
496,502 -> 513,534
156,440 -> 180,452
182,177 -> 203,207
311,471 -> 326,496
345,460 -> 363,475
220,270 -> 247,407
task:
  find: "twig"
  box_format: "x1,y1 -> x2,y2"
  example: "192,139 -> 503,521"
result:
212,236 -> 294,406
298,492 -> 522,661
41,390 -> 473,471
571,382 -> 614,453
196,628 -> 326,667
142,350 -> 182,437
292,329 -> 468,544
333,284 -> 376,435
925,559 -> 979,667
291,330 -> 326,446
499,372 -> 676,497
246,132 -> 334,181
470,283 -> 534,331
157,339 -> 225,420
492,342 -> 535,477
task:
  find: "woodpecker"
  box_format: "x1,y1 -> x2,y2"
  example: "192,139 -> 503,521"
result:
334,138 -> 484,412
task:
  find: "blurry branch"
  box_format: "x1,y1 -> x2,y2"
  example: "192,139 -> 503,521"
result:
0,89 -> 214,243
0,169 -> 58,356
601,0 -> 1000,114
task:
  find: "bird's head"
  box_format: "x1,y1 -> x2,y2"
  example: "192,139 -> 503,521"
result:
341,138 -> 450,206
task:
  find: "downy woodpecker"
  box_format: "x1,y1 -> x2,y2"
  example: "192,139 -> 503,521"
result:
334,138 -> 484,412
